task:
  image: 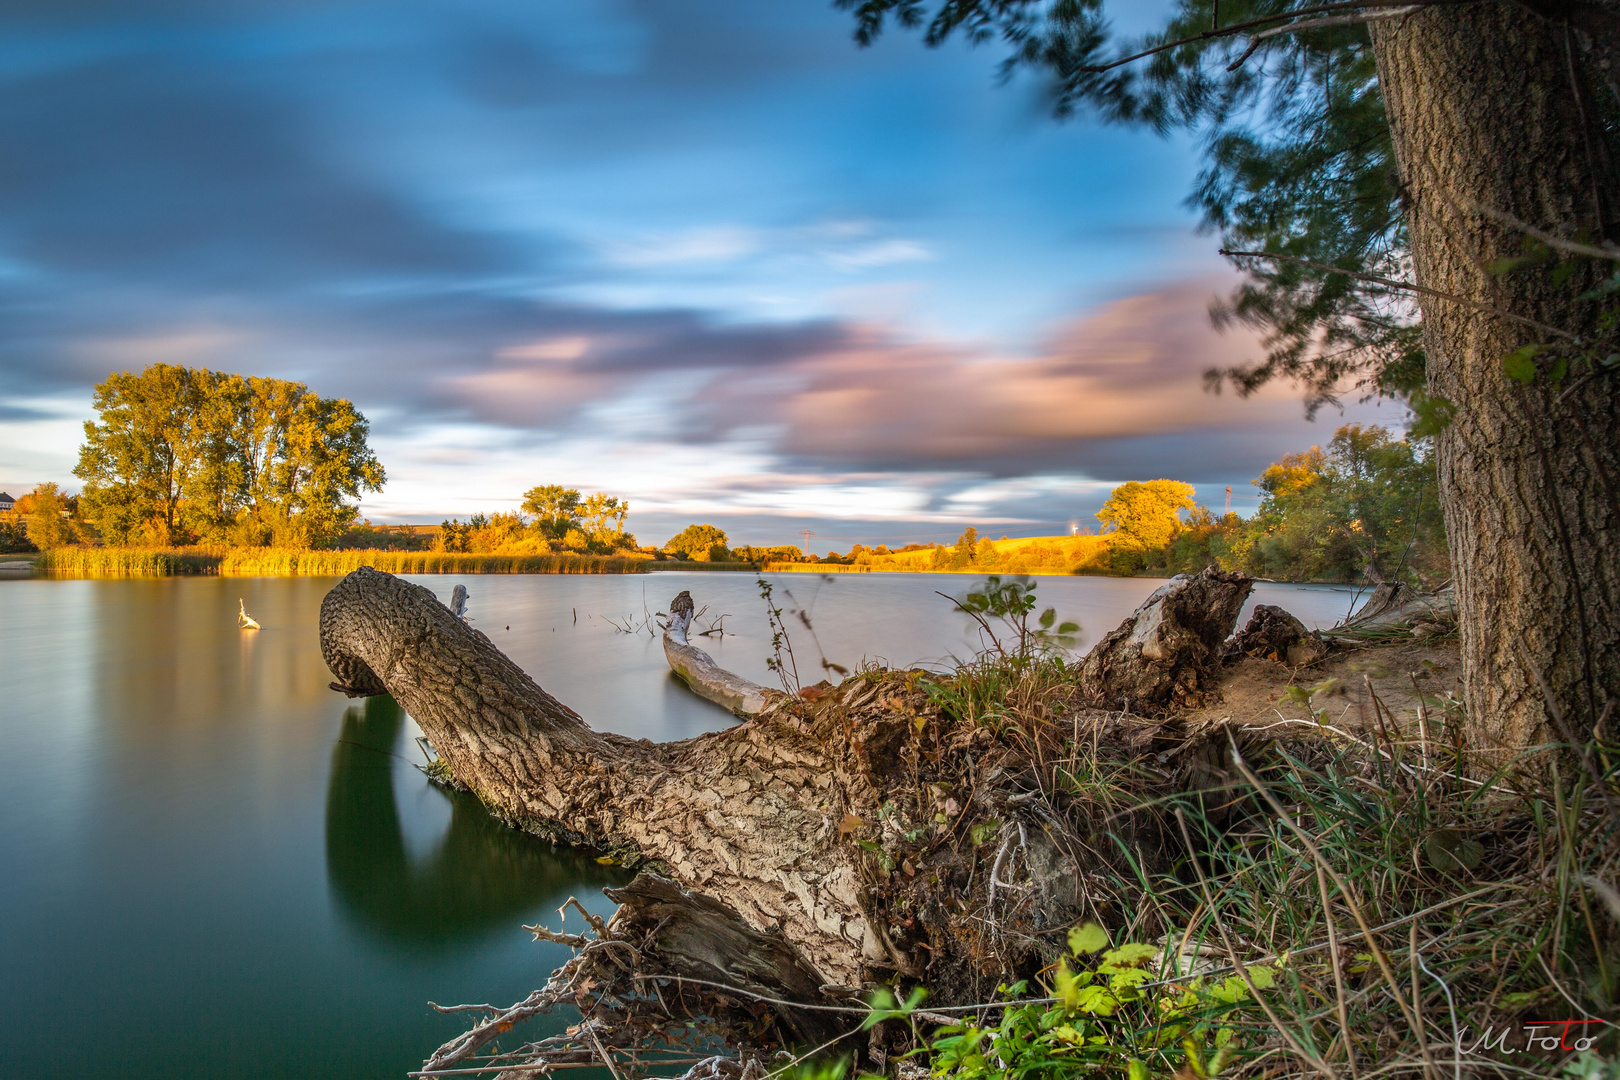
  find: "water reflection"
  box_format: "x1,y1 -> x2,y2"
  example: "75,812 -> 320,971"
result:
325,695 -> 625,951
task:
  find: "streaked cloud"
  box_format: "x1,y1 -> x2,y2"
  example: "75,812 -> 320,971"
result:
0,0 -> 1382,542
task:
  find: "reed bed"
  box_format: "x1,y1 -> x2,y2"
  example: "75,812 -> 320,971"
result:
36,547 -> 225,576
34,546 -> 652,577
222,549 -> 651,575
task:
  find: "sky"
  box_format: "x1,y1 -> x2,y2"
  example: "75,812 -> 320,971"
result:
0,0 -> 1396,549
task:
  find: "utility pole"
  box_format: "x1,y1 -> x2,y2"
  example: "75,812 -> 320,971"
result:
799,529 -> 815,559
1224,486 -> 1232,516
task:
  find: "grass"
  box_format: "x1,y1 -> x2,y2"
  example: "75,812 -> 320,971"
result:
765,535 -> 1116,576
899,654 -> 1620,1079
218,549 -> 649,575
33,546 -> 652,576
35,546 -> 225,575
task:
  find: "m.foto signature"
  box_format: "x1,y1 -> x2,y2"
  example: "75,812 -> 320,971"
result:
1461,1018 -> 1603,1055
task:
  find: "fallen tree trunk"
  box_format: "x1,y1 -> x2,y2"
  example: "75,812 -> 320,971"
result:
664,594 -> 776,718
1330,582 -> 1458,638
321,567 -> 877,992
318,566 -> 1258,1068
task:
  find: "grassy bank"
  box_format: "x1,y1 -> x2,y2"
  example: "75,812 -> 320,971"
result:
34,546 -> 651,576
769,534 -> 1114,576
891,652 -> 1620,1079
219,549 -> 649,575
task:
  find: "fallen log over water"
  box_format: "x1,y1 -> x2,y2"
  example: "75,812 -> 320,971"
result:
318,565 -> 1257,1071
663,589 -> 776,718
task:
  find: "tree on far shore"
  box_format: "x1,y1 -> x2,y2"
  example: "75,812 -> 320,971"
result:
1097,480 -> 1195,572
520,486 -> 583,538
74,364 -> 385,547
664,523 -> 730,561
22,483 -> 83,549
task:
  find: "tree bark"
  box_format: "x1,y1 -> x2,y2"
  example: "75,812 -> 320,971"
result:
1225,604 -> 1330,667
1371,5 -> 1620,752
320,567 -> 877,988
318,565 -> 1259,1031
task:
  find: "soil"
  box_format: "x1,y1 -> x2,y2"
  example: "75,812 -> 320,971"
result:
1188,634 -> 1465,735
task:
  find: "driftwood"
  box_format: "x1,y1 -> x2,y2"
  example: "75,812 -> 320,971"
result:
318,565 -> 1259,1070
1079,569 -> 1254,711
663,591 -> 775,718
1331,582 -> 1458,638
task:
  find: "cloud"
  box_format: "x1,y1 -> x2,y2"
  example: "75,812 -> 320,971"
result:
600,227 -> 764,267
0,0 -> 1362,534
821,238 -> 932,270
673,278 -> 1331,480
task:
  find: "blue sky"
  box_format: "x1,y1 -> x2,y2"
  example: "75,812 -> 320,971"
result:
0,0 -> 1392,548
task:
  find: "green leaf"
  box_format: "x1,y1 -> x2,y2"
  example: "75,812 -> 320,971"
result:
1056,622 -> 1080,634
1502,344 -> 1545,384
1247,964 -> 1277,990
1106,967 -> 1155,991
1038,607 -> 1056,629
1054,959 -> 1085,1010
1068,922 -> 1110,955
1070,984 -> 1119,1016
1498,989 -> 1543,1009
1127,1061 -> 1150,1080
1100,942 -> 1160,968
1423,829 -> 1485,871
862,987 -> 896,1030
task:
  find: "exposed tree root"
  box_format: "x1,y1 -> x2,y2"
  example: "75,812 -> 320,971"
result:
319,566 -> 1278,1075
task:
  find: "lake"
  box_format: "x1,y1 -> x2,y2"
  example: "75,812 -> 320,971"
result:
0,571 -> 1361,1079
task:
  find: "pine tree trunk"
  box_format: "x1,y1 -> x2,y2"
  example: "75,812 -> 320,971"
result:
1370,5 -> 1620,752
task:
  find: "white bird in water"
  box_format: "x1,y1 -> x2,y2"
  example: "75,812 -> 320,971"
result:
238,599 -> 261,631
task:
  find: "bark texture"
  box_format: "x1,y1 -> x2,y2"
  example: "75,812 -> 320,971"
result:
319,566 -> 1261,1018
1079,568 -> 1254,711
1371,5 -> 1620,750
320,567 -> 873,987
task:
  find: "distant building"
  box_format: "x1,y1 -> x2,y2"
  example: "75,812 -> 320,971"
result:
0,492 -> 13,513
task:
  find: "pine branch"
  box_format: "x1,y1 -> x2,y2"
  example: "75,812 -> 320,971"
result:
1220,248 -> 1579,340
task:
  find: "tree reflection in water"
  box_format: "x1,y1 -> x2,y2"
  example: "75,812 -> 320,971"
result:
325,696 -> 626,950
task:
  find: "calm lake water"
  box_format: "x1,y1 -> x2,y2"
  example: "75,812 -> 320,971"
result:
0,571 -> 1360,1079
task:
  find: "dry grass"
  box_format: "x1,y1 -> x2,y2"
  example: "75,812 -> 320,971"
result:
33,546 -> 652,576
36,546 -> 224,575
904,644 -> 1620,1078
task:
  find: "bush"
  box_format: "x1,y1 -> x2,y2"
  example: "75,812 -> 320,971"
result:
0,519 -> 36,554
